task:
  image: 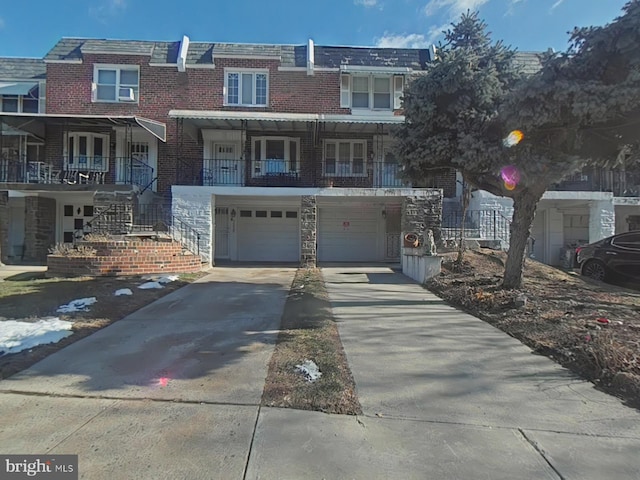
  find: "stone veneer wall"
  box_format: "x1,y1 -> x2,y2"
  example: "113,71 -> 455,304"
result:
402,191 -> 443,247
24,196 -> 56,262
300,195 -> 317,266
589,200 -> 615,242
172,189 -> 212,264
92,190 -> 137,234
0,191 -> 8,264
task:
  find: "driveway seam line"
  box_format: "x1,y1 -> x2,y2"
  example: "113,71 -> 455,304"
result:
242,404 -> 262,480
0,390 -> 260,408
518,428 -> 566,480
359,413 -> 640,440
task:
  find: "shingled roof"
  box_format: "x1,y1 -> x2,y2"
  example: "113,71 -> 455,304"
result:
0,58 -> 46,80
314,46 -> 431,70
514,51 -> 543,76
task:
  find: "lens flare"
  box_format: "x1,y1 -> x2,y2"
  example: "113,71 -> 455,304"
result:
500,165 -> 521,186
503,130 -> 524,148
158,377 -> 169,387
504,181 -> 516,191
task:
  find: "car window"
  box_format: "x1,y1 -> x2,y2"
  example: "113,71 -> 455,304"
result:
611,233 -> 640,250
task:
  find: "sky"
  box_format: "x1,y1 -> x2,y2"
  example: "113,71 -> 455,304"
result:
0,0 -> 631,58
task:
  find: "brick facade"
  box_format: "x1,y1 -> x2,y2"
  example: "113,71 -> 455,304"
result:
47,240 -> 201,277
23,196 -> 57,262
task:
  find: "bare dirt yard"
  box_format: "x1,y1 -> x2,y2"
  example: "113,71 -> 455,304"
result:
0,270 -> 207,379
427,249 -> 640,409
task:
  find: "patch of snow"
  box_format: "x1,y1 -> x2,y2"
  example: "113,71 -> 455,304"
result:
157,275 -> 179,284
0,317 -> 73,356
138,281 -> 164,290
57,297 -> 97,313
295,360 -> 322,382
114,288 -> 133,296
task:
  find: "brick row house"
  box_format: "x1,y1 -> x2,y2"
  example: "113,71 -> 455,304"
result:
0,36 -> 637,267
0,37 -> 446,266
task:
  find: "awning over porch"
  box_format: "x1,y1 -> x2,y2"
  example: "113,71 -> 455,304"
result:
0,113 -> 167,142
168,109 -> 405,135
0,82 -> 38,95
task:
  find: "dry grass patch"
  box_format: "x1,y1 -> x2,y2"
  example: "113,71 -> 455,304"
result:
262,268 -> 361,415
0,270 -> 207,379
428,249 -> 640,409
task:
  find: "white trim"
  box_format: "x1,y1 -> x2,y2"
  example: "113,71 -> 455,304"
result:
214,54 -> 281,60
307,39 -> 315,76
64,132 -> 110,172
185,64 -> 216,69
148,63 -> 176,67
168,109 -> 404,124
223,68 -> 269,107
277,66 -> 306,72
340,65 -> 412,73
43,59 -> 83,64
92,64 -> 140,104
323,139 -> 368,178
251,136 -> 300,177
177,35 -> 190,72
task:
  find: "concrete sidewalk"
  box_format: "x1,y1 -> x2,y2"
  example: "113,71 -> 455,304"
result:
247,267 -> 640,480
0,267 -> 295,479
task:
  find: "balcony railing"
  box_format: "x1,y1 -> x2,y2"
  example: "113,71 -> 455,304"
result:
0,156 -> 154,188
551,168 -> 640,197
181,158 -> 409,188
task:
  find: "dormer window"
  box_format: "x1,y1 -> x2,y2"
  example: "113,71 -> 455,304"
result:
341,74 -> 404,111
92,65 -> 139,103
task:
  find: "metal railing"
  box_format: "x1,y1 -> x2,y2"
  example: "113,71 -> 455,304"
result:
177,158 -> 409,188
115,157 -> 154,188
551,168 -> 640,197
84,203 -> 201,256
441,209 -> 511,245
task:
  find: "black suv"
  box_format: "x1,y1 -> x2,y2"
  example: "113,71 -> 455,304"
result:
576,231 -> 640,282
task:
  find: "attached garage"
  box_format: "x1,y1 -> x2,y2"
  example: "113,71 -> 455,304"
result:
236,208 -> 300,262
318,206 -> 382,262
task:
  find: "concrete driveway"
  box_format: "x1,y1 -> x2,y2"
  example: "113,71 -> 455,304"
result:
0,267 -> 295,479
247,267 -> 640,480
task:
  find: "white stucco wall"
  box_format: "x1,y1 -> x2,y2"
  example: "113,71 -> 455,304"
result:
614,204 -> 640,233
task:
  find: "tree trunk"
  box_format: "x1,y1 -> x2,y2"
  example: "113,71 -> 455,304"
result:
455,183 -> 471,265
503,190 -> 544,289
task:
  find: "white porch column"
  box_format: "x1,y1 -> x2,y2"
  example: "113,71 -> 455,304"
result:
589,199 -> 615,243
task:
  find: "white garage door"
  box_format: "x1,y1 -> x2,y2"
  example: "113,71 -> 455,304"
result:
318,207 -> 381,262
237,208 -> 299,262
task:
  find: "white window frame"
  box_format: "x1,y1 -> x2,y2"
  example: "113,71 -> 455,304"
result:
0,86 -> 41,113
92,64 -> 140,104
323,140 -> 367,177
341,73 -> 404,111
224,68 -> 269,107
251,136 -> 299,177
64,132 -> 109,172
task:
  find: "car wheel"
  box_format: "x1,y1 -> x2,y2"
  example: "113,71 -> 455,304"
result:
582,260 -> 607,282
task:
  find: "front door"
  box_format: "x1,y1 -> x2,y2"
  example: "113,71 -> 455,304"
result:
385,206 -> 401,260
207,143 -> 240,185
214,207 -> 230,259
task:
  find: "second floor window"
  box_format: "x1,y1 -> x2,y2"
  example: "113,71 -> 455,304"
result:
225,70 -> 268,107
0,85 -> 40,113
341,74 -> 404,111
93,65 -> 139,103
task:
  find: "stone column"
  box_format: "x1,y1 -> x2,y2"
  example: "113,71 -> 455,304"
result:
24,196 -> 56,262
589,199 -> 615,242
300,195 -> 317,267
401,190 -> 443,248
172,188 -> 212,264
0,191 -> 9,264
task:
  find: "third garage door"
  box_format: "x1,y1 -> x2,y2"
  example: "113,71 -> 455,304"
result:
318,206 -> 381,262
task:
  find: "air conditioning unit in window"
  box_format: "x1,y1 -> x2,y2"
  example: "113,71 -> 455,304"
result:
118,87 -> 136,102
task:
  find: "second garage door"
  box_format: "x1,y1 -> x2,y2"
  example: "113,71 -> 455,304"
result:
318,206 -> 381,262
237,208 -> 299,262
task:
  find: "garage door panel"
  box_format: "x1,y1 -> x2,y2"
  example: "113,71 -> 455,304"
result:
318,207 -> 381,262
237,210 -> 299,262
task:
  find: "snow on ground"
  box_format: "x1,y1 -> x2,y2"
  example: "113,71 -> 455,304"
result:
295,360 -> 322,382
57,297 -> 97,313
114,288 -> 133,296
138,282 -> 164,290
0,318 -> 73,356
158,275 -> 179,284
